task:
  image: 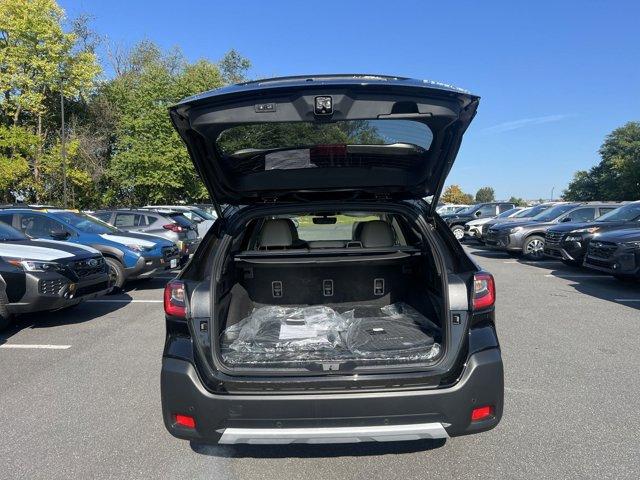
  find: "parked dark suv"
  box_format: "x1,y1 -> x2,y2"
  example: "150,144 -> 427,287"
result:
441,202 -> 516,241
583,228 -> 640,281
485,202 -> 618,259
544,201 -> 637,265
161,75 -> 503,445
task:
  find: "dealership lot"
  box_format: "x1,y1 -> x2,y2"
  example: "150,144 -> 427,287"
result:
0,247 -> 638,480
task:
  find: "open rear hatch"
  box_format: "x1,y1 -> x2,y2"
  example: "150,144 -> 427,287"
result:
169,74 -> 479,213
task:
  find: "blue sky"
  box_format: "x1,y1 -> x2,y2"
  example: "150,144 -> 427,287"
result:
61,0 -> 640,200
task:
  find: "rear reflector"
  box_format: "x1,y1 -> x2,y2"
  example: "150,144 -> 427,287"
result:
164,280 -> 186,318
174,414 -> 196,429
471,405 -> 494,422
473,272 -> 496,310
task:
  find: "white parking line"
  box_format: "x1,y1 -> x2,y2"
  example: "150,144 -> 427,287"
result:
86,299 -> 163,303
503,260 -> 559,264
0,344 -> 71,350
544,274 -> 606,279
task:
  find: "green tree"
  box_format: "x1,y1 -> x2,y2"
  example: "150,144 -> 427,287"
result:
508,196 -> 528,207
441,185 -> 473,204
475,186 -> 495,203
218,49 -> 251,84
102,43 -> 248,205
0,0 -> 100,201
564,122 -> 640,201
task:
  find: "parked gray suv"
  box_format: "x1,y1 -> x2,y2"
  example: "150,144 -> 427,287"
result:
93,209 -> 200,264
485,202 -> 620,259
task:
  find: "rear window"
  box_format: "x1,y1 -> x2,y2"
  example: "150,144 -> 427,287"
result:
216,119 -> 434,170
293,214 -> 382,242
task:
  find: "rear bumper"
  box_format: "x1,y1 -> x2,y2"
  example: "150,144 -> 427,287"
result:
6,272 -> 111,314
161,348 -> 504,444
126,253 -> 179,279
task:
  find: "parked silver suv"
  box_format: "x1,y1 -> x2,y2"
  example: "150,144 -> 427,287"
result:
93,209 -> 200,264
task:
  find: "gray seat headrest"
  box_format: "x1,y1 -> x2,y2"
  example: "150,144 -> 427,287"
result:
259,219 -> 296,248
359,220 -> 395,248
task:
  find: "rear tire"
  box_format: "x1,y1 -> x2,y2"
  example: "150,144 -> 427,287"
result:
105,257 -> 126,293
0,288 -> 11,332
522,235 -> 545,260
451,225 -> 464,241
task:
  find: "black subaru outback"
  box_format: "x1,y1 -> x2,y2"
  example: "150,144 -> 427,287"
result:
161,75 -> 503,445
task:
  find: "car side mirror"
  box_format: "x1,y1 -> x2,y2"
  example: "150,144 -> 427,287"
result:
475,211 -> 482,217
50,229 -> 70,240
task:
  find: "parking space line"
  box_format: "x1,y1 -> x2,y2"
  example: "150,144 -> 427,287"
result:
0,344 -> 71,350
544,274 -> 607,279
86,299 -> 163,303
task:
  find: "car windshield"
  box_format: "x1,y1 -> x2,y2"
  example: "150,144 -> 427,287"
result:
456,206 -> 476,215
521,204 -> 551,218
513,208 -> 533,218
596,203 -> 640,222
531,204 -> 577,222
0,221 -> 27,241
56,211 -> 119,234
189,207 -> 215,220
497,208 -> 519,218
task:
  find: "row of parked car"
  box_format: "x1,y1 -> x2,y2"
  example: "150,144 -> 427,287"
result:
0,204 -> 217,331
440,200 -> 640,281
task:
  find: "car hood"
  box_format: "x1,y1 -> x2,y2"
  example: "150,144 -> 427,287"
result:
467,217 -> 494,226
490,218 -> 537,230
0,239 -> 101,262
99,231 -> 172,248
594,228 -> 640,243
169,75 -> 479,211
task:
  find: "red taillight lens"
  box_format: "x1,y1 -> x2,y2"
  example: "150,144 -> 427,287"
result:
471,405 -> 494,421
174,413 -> 196,429
164,280 -> 186,318
163,223 -> 183,233
473,272 -> 496,310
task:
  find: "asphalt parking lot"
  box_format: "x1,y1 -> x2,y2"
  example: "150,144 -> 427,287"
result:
1,246 -> 638,480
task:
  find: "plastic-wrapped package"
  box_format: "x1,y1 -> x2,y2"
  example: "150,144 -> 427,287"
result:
222,305 -> 350,364
221,302 -> 441,366
344,303 -> 441,361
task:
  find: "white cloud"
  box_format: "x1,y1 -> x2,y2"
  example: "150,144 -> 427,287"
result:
479,114 -> 573,135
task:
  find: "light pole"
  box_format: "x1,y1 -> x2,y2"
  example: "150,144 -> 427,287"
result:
550,187 -> 555,201
60,89 -> 67,208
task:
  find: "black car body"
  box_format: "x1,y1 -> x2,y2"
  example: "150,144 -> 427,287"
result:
544,202 -> 639,265
161,75 -> 503,445
441,202 -> 516,241
583,228 -> 640,280
0,222 -> 111,330
485,202 -> 619,259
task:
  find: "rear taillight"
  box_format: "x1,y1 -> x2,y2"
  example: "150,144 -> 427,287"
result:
163,223 -> 184,233
473,272 -> 495,310
164,280 -> 186,318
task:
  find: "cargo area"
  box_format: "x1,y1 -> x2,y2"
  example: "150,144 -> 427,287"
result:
213,214 -> 446,372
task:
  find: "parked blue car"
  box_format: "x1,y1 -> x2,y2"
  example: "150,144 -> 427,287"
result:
0,208 -> 180,290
